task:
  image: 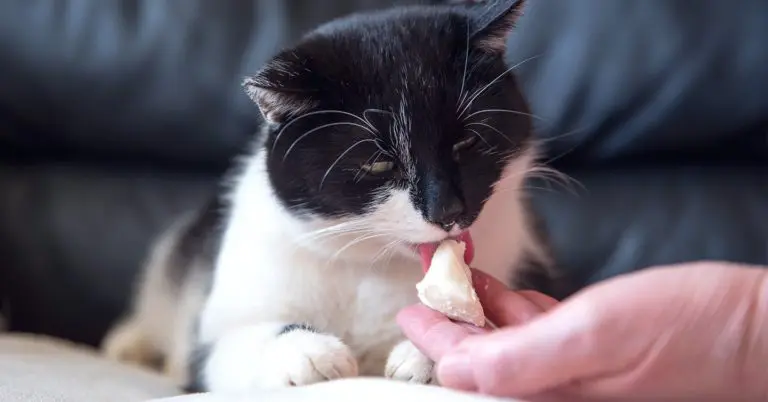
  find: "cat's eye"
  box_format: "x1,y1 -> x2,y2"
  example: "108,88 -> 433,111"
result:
453,135 -> 479,153
361,160 -> 396,175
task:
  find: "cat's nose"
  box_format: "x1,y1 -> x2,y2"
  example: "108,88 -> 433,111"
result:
429,197 -> 465,232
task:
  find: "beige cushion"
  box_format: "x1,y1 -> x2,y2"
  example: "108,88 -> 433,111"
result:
0,334 -> 181,402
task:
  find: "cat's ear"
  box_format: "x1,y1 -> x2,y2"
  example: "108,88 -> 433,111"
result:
469,0 -> 525,54
243,55 -> 317,124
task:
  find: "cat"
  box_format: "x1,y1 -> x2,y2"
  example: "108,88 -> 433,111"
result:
101,0 -> 557,393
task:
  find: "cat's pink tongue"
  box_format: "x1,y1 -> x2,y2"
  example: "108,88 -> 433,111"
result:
417,231 -> 474,274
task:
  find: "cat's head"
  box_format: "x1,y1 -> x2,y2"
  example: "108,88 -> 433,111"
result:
244,1 -> 534,255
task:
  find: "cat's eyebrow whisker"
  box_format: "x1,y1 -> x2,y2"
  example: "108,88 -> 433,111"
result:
319,139 -> 377,190
457,54 -> 543,119
271,110 -> 374,151
456,21 -> 472,112
457,65 -> 517,119
283,122 -> 375,162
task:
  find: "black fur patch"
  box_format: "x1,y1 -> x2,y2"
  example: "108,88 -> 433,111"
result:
182,342 -> 211,394
165,195 -> 226,290
243,2 -> 533,233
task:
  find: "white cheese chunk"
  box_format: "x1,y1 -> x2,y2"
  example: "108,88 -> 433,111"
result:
416,240 -> 485,327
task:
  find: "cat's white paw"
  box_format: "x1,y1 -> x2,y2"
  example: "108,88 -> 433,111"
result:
262,330 -> 359,387
101,319 -> 160,369
385,340 -> 434,384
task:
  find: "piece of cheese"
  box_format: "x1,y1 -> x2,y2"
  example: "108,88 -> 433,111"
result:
416,240 -> 485,327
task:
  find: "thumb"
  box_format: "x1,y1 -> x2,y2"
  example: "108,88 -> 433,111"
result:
438,296 -> 631,397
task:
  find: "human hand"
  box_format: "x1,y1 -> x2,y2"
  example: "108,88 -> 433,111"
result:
398,262 -> 768,401
398,268 -> 559,359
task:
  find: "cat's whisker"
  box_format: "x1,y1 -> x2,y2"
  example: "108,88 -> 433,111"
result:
319,139 -> 377,190
298,220 -> 405,245
490,167 -> 538,196
283,121 -> 375,162
298,225 -> 364,240
371,238 -> 403,268
361,109 -> 393,133
490,162 -> 584,198
363,108 -> 393,120
295,220 -> 370,242
527,165 -> 585,197
481,148 -> 502,157
297,229 -> 366,245
534,125 -> 587,147
329,232 -> 392,264
457,54 -> 542,119
464,108 -> 546,123
456,21 -> 472,112
271,110 -> 375,152
465,121 -> 514,145
532,126 -> 590,173
377,239 -> 406,274
529,169 -> 577,190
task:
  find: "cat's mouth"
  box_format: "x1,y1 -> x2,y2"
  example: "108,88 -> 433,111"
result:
416,231 -> 474,274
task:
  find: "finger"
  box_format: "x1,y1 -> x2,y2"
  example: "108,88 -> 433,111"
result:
470,269 -> 551,327
396,304 -> 487,362
437,299 -> 608,397
517,290 -> 560,311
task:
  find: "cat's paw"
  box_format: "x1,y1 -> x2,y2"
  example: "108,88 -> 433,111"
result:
385,340 -> 434,384
263,328 -> 359,387
101,319 -> 161,369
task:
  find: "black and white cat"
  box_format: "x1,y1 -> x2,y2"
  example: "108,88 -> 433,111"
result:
102,0 -> 556,393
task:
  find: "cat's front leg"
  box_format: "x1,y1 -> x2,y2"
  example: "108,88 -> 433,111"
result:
200,322 -> 359,392
385,339 -> 435,384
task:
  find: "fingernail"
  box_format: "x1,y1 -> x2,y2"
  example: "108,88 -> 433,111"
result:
437,352 -> 475,391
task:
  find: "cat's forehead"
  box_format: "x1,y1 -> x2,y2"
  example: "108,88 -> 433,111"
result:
296,9 -> 469,91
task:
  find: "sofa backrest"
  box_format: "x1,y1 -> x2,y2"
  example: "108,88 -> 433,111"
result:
0,0 -> 765,171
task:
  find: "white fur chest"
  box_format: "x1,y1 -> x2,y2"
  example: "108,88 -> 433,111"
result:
200,227 -> 423,375
198,153 -> 425,375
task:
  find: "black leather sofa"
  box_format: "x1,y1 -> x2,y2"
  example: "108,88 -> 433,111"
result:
0,0 -> 766,348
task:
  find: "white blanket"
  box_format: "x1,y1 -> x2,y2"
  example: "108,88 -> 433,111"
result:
152,379 -> 516,402
0,335 -> 179,402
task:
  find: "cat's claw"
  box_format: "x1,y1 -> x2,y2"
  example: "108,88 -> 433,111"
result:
385,340 -> 434,384
264,330 -> 359,387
